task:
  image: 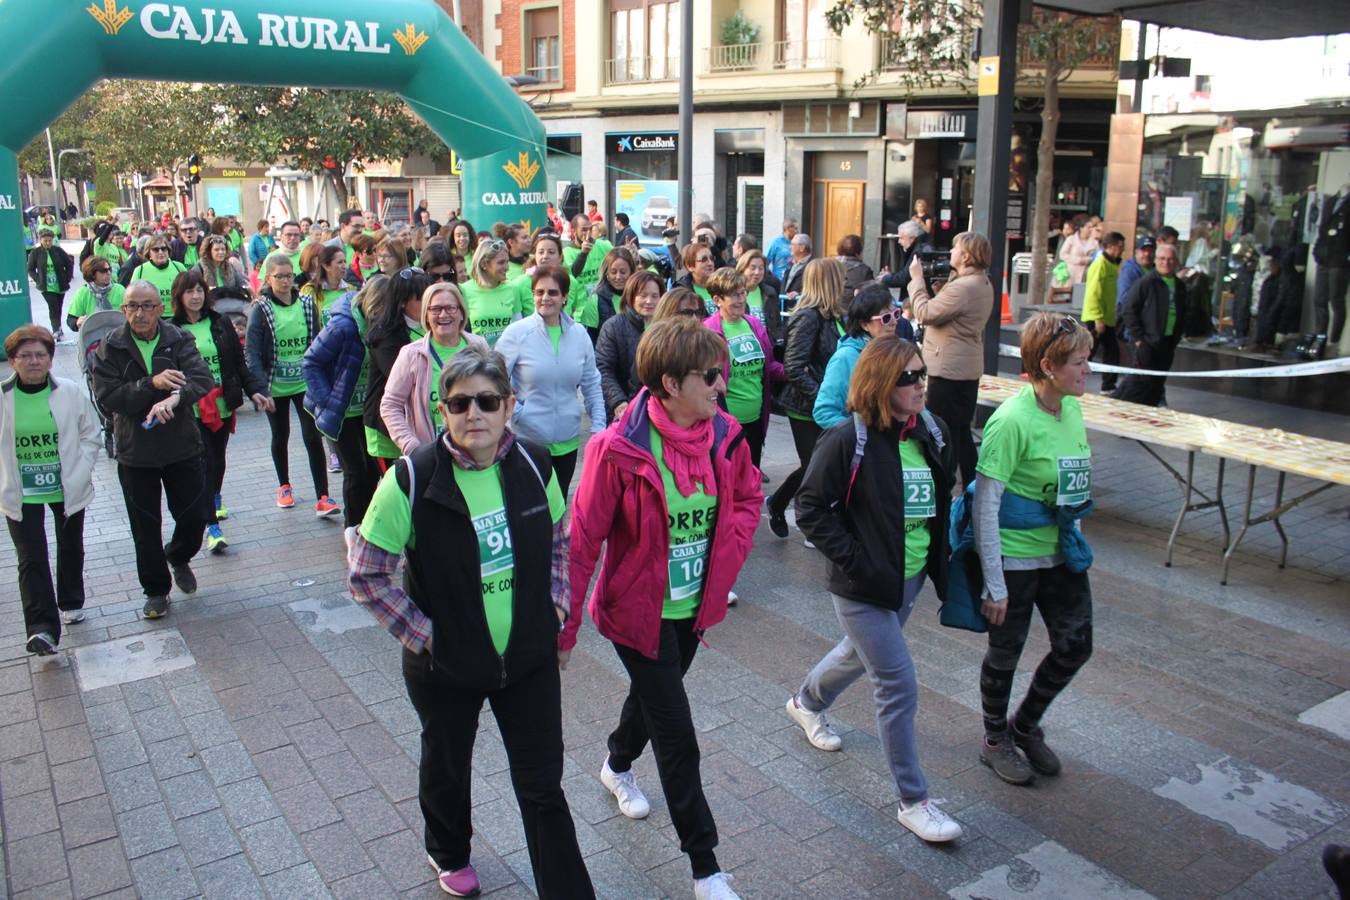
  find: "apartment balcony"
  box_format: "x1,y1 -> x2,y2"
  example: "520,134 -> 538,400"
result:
704,37 -> 841,74
877,32 -> 972,75
605,55 -> 680,85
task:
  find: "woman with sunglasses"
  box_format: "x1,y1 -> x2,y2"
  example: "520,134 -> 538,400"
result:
364,267 -> 434,467
172,270 -> 271,552
676,243 -> 718,314
906,230 -> 994,485
596,270 -> 663,423
460,240 -> 519,348
973,311 -> 1095,787
813,284 -> 901,429
381,282 -> 488,454
495,266 -> 605,496
193,235 -> 250,303
566,316 -> 761,900
350,345 -> 595,900
129,235 -> 188,318
702,267 -> 785,470
653,287 -> 705,321
344,233 -> 380,286
791,333 -> 963,844
67,257 -> 126,332
247,254 -> 338,516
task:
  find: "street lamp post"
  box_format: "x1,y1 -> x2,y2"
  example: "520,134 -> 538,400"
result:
56,148 -> 86,218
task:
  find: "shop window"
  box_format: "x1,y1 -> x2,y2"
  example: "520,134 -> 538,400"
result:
524,6 -> 562,85
609,0 -> 680,83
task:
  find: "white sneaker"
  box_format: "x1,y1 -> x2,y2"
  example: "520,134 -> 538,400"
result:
897,799 -> 962,842
60,610 -> 86,625
600,756 -> 650,819
693,872 -> 740,900
727,590 -> 739,607
803,539 -> 816,550
785,694 -> 842,751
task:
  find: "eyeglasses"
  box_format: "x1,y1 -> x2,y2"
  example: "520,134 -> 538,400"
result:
269,272 -> 294,280
444,392 -> 505,414
688,368 -> 722,386
13,352 -> 50,362
695,255 -> 714,264
427,305 -> 461,319
871,309 -> 898,327
896,367 -> 928,387
124,302 -> 161,313
427,269 -> 455,283
149,246 -> 169,253
398,266 -> 427,281
92,268 -> 112,275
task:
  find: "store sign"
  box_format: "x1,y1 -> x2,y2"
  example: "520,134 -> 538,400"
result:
612,133 -> 677,153
907,110 -> 974,140
460,147 -> 547,234
109,4 -> 425,56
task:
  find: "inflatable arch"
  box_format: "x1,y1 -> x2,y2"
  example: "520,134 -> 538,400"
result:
0,0 -> 548,344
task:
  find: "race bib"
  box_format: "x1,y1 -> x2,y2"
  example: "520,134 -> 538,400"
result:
727,331 -> 763,365
473,505 -> 514,594
273,359 -> 303,386
668,536 -> 710,602
21,462 -> 61,497
903,468 -> 937,518
1056,456 -> 1092,506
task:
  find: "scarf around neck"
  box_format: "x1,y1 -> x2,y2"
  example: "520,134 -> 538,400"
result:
647,395 -> 716,498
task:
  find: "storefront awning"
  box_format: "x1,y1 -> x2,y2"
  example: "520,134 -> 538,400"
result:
1035,0 -> 1349,40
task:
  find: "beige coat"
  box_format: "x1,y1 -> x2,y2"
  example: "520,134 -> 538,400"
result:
907,269 -> 994,382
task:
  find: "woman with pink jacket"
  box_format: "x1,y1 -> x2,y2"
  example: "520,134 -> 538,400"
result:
565,316 -> 762,900
380,283 -> 489,453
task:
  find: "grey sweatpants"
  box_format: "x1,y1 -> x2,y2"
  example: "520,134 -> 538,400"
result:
798,572 -> 929,804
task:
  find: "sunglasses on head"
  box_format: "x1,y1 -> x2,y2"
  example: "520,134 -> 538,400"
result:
1055,315 -> 1083,336
444,392 -> 505,415
871,308 -> 898,326
398,266 -> 427,281
689,367 -> 721,386
896,367 -> 928,387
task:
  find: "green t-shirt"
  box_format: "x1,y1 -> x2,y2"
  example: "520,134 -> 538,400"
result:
13,385 -> 62,504
723,318 -> 764,425
183,319 -> 230,420
132,333 -> 159,375
506,260 -> 526,283
270,299 -> 308,397
428,336 -> 468,430
746,286 -> 764,320
460,282 -> 517,347
67,283 -> 126,319
512,273 -> 535,318
360,458 -> 566,655
318,287 -> 349,326
651,427 -> 718,619
366,426 -> 401,460
545,321 -> 576,457
1162,275 -> 1177,337
133,261 -> 187,317
183,244 -> 200,268
975,385 -> 1092,558
693,285 -> 714,316
227,231 -> 243,253
898,437 -> 935,579
94,240 -> 125,266
564,240 -> 613,328
44,257 -> 58,292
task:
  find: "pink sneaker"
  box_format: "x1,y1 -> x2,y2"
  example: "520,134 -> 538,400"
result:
427,854 -> 480,897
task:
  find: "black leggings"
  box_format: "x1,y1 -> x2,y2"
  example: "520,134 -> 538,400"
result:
334,415 -> 380,528
925,376 -> 979,486
769,416 -> 821,518
40,292 -> 64,333
266,393 -> 328,498
738,417 -> 765,471
551,450 -> 578,498
196,419 -> 232,525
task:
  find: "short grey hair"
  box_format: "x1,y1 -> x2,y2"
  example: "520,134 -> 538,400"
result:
783,218 -> 799,230
126,279 -> 160,303
897,221 -> 926,242
439,345 -> 512,401
791,233 -> 812,252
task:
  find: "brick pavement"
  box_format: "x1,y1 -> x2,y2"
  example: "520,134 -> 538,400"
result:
0,277 -> 1346,898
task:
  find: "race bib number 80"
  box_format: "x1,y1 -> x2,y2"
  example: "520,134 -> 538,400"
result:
21,463 -> 61,496
1056,456 -> 1092,506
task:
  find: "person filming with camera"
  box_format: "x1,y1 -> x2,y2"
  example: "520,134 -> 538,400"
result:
906,231 -> 993,487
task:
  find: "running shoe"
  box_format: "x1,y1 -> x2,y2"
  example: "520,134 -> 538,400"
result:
60,609 -> 86,625
328,452 -> 342,473
727,590 -> 739,607
979,736 -> 1034,785
1012,722 -> 1062,776
26,632 -> 57,656
206,524 -> 228,554
785,694 -> 842,751
897,799 -> 962,842
314,496 -> 341,518
214,493 -> 228,520
426,855 -> 480,897
171,563 -> 197,595
276,484 -> 295,508
600,756 -> 650,819
142,596 -> 170,619
693,872 -> 740,900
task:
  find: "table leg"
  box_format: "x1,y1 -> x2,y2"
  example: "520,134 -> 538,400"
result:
1274,472 -> 1289,568
1215,458 -> 1230,552
1221,464 -> 1258,586
1166,450 -> 1196,568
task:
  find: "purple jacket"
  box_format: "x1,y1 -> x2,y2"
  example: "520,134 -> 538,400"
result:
702,313 -> 786,429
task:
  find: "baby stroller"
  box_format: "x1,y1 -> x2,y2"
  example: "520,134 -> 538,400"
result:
76,309 -> 125,460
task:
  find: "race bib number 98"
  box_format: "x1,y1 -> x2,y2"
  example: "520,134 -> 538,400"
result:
1056,456 -> 1092,506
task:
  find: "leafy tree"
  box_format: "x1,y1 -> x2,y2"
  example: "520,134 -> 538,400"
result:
826,1 -> 1117,305
18,93 -> 100,206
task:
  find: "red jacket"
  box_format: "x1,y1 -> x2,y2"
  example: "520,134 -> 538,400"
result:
564,389 -> 763,658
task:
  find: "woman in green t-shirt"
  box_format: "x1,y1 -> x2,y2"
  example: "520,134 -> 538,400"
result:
300,244 -> 355,325
459,239 -> 519,348
973,311 -> 1095,787
193,235 -> 251,303
677,242 -> 718,315
130,236 -> 188,318
445,219 -> 477,262
67,257 -> 126,333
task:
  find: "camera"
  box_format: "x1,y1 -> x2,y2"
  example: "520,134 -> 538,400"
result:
662,227 -> 679,240
917,250 -> 952,290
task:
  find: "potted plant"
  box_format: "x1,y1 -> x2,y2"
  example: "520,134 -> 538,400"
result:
719,11 -> 760,69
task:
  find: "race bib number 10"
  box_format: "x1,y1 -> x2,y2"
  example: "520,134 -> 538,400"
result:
1056,456 -> 1092,506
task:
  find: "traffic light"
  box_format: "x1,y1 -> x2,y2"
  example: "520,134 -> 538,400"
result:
187,154 -> 201,185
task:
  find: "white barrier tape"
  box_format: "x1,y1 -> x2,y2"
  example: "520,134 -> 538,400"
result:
996,344 -> 1350,379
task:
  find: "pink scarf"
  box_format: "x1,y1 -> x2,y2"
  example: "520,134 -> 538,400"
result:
647,396 -> 717,498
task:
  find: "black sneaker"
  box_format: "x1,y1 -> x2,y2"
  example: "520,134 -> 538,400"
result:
25,632 -> 57,656
171,563 -> 197,595
1013,723 -> 1062,776
142,595 -> 170,619
768,511 -> 789,538
979,736 -> 1034,785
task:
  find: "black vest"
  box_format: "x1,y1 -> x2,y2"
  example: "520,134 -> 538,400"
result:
398,437 -> 559,690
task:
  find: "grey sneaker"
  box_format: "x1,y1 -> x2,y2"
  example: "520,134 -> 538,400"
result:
171,563 -> 197,595
980,736 -> 1034,785
142,595 -> 170,619
1012,723 -> 1062,776
60,609 -> 86,625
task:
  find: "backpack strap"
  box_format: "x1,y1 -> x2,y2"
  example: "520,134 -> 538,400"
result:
845,414 -> 868,508
918,408 -> 945,451
514,441 -> 549,494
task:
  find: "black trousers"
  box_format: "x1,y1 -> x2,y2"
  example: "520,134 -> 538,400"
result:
196,419 -> 231,525
117,457 -> 208,598
925,376 -> 978,486
1115,341 -> 1175,407
1313,265 -> 1348,343
769,416 -> 821,518
333,415 -> 379,528
609,618 -> 720,879
1083,322 -> 1119,390
402,651 -> 594,899
738,417 -> 765,472
266,393 -> 328,497
7,502 -> 85,641
40,291 -> 64,333
980,565 -> 1093,738
551,450 -> 578,498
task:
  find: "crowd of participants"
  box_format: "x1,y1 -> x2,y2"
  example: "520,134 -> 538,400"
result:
11,205 -> 1103,900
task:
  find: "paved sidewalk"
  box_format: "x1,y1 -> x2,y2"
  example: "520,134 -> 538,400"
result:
0,289 -> 1346,898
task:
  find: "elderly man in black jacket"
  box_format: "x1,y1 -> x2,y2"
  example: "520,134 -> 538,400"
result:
92,280 -> 215,619
1116,243 -> 1188,407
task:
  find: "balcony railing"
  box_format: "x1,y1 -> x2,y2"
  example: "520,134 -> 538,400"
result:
878,32 -> 972,73
606,56 -> 680,84
705,37 -> 840,74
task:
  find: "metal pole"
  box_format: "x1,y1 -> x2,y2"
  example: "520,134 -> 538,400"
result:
971,0 -> 1020,376
677,0 -> 693,246
44,128 -> 59,217
1132,22 -> 1148,113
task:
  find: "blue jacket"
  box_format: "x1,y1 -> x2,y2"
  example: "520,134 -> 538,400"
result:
1115,258 -> 1151,339
302,294 -> 368,439
813,335 -> 868,429
766,235 -> 794,282
495,312 -> 607,446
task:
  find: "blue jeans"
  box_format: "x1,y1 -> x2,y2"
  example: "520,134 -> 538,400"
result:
798,572 -> 928,804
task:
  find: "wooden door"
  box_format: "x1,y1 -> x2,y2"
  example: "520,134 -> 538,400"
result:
818,180 -> 865,257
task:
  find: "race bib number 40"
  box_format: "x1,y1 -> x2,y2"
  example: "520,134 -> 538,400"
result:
1056,456 -> 1092,506
903,468 -> 937,519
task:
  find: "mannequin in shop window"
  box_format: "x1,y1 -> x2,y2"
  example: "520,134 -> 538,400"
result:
1311,183 -> 1349,346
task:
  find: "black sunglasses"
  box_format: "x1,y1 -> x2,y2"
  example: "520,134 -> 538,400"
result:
444,392 -> 505,415
677,308 -> 702,318
689,368 -> 721,386
896,367 -> 928,387
427,269 -> 455,283
1056,316 -> 1083,336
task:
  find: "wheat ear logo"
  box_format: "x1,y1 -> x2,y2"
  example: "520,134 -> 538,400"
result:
87,0 -> 134,35
502,153 -> 541,190
394,23 -> 429,56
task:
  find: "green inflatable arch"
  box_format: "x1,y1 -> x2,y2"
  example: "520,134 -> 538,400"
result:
0,0 -> 548,345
